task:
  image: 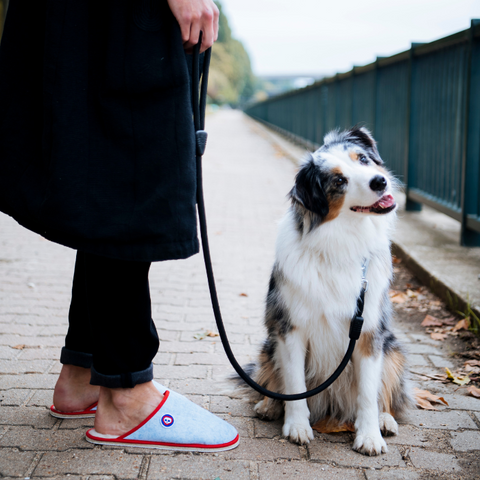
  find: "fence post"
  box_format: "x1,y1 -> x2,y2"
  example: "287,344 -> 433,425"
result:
460,20 -> 480,246
404,43 -> 423,211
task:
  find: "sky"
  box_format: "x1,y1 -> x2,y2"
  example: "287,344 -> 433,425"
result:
219,0 -> 480,77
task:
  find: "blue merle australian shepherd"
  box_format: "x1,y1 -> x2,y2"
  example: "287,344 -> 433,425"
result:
246,127 -> 412,456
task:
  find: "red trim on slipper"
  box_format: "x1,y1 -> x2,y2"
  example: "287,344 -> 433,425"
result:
86,431 -> 239,450
117,390 -> 170,440
50,402 -> 98,416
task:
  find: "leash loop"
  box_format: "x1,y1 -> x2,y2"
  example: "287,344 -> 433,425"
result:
192,35 -> 366,401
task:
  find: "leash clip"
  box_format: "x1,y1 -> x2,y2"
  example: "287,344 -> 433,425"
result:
362,278 -> 369,292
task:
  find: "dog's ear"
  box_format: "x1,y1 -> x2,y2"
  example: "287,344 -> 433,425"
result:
348,127 -> 383,165
289,156 -> 329,218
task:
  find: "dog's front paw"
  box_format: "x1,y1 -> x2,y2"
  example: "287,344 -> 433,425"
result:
254,398 -> 283,421
353,432 -> 388,456
282,419 -> 314,445
379,412 -> 398,437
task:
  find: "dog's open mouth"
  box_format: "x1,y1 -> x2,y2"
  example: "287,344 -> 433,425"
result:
350,194 -> 396,214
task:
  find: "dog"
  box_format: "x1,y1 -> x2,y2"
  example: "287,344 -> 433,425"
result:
245,127 -> 412,456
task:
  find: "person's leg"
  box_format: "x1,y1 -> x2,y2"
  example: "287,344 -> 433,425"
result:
81,253 -> 163,435
53,251 -> 100,412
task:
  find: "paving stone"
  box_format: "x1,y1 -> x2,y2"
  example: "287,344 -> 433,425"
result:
407,354 -> 430,366
409,449 -> 461,473
153,364 -> 208,379
0,335 -> 64,347
0,448 -> 36,477
0,359 -> 52,374
0,324 -> 45,335
365,469 -> 420,480
148,455 -> 250,480
175,352 -> 231,365
428,355 -> 455,368
223,437 -> 301,461
0,388 -> 31,406
155,329 -> 179,342
259,462 -> 364,479
18,347 -> 61,360
34,450 -> 143,478
405,344 -> 442,355
58,416 -> 95,429
218,414 -> 254,438
0,345 -> 20,360
450,430 -> 480,451
308,442 -> 406,468
441,394 -> 480,411
168,378 -> 228,396
475,411 -> 480,423
0,374 -> 56,389
401,409 -> 478,430
386,425 -> 444,447
254,418 -> 284,438
152,352 -> 172,365
158,340 -> 213,353
0,406 -> 56,428
0,426 -> 91,450
210,395 -> 256,417
27,389 -> 54,407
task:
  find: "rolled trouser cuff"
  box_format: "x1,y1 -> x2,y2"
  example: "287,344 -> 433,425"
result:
90,363 -> 154,388
60,347 -> 93,368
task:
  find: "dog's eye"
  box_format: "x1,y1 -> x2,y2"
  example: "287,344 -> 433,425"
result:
359,155 -> 369,165
335,176 -> 347,187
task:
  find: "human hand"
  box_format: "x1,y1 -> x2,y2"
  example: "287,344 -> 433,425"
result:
167,0 -> 219,53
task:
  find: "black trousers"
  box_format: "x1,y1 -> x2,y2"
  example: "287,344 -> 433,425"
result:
60,251 -> 159,388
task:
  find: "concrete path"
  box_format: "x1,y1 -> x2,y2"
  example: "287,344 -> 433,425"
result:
0,110 -> 479,479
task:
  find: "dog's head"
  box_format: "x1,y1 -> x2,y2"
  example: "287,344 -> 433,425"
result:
289,127 -> 396,230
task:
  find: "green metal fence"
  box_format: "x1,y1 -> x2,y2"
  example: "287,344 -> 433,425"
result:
245,20 -> 480,247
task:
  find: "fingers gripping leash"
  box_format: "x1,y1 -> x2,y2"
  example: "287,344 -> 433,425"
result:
192,36 -> 366,401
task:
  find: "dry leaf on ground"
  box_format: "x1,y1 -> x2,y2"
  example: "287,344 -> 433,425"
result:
12,344 -> 25,350
390,290 -> 408,303
206,330 -> 219,337
421,315 -> 443,327
465,360 -> 480,368
414,387 -> 449,410
452,318 -> 470,333
312,416 -> 355,433
431,332 -> 447,341
239,293 -> 248,297
446,368 -> 471,386
466,385 -> 480,398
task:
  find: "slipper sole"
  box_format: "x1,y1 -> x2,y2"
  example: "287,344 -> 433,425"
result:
86,430 -> 240,452
50,403 -> 97,419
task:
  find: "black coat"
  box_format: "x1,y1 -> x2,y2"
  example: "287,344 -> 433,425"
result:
0,0 -> 199,262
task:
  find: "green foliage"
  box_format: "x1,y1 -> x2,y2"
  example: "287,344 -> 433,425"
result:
208,2 -> 256,106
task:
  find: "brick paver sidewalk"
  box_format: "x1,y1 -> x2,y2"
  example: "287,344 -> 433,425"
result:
1,110 -> 479,479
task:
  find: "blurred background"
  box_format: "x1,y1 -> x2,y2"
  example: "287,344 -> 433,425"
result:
1,0 -> 479,107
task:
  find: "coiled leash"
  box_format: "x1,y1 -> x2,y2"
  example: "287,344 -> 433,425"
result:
192,36 -> 366,401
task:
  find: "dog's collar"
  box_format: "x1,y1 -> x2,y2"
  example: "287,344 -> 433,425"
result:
361,258 -> 369,292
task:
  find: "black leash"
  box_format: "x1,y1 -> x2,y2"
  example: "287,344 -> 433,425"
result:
192,37 -> 366,401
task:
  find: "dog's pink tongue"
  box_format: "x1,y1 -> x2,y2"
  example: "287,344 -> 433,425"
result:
378,195 -> 395,208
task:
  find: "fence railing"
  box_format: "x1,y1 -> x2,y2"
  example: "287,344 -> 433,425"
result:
245,20 -> 480,247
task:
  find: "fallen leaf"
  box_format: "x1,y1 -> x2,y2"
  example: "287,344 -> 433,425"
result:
446,368 -> 471,386
414,387 -> 448,410
421,315 -> 443,327
206,330 -> 219,337
12,344 -> 25,350
464,360 -> 480,368
239,293 -> 248,297
430,332 -> 447,341
391,292 -> 408,304
193,332 -> 208,340
466,385 -> 480,398
452,318 -> 470,333
312,416 -> 355,433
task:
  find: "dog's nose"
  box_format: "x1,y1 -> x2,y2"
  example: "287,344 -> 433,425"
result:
370,175 -> 387,192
